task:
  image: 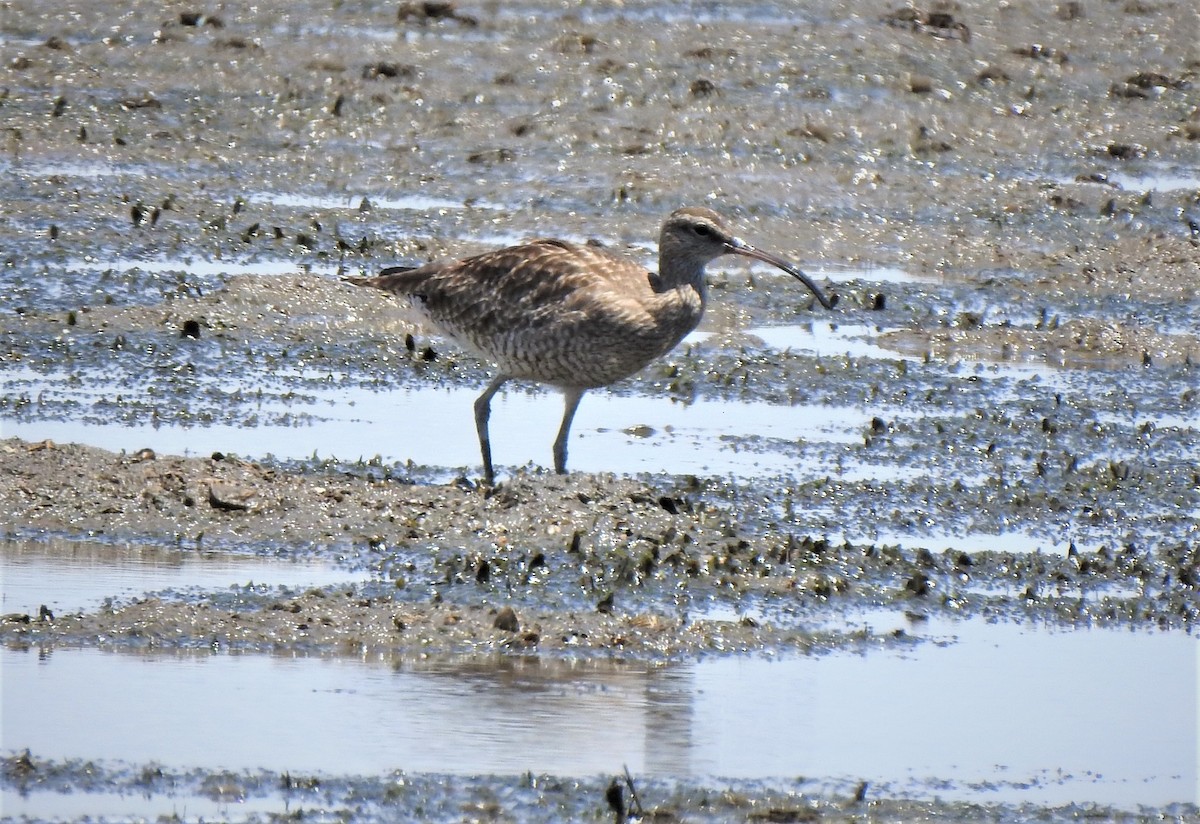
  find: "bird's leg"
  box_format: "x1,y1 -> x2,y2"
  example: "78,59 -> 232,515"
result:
474,375 -> 509,485
552,388 -> 585,475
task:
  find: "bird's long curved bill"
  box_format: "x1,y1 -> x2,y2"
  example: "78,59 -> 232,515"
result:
728,240 -> 835,310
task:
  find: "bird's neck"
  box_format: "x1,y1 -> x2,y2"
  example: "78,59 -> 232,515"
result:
656,252 -> 709,305
648,259 -> 707,347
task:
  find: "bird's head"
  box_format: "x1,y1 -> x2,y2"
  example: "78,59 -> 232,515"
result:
661,207 -> 835,310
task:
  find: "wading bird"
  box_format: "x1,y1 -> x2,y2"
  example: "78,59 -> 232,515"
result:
348,207 -> 835,484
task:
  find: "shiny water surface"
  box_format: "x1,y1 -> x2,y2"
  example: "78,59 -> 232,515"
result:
1,385 -> 873,479
0,538 -> 373,616
2,619 -> 1196,810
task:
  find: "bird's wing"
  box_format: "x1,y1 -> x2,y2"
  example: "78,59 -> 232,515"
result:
356,239 -> 655,333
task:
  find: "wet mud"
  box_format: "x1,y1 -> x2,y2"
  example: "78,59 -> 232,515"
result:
17,750 -> 1191,824
2,0 -> 1199,820
2,436 -> 1198,651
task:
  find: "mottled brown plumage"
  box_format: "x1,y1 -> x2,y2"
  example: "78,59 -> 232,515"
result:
348,207 -> 834,484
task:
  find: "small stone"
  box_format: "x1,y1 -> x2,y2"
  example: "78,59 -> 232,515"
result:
493,606 -> 519,632
207,483 -> 254,512
909,74 -> 934,94
905,572 -> 932,597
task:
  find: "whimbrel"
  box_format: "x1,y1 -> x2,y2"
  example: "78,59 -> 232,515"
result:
348,207 -> 835,484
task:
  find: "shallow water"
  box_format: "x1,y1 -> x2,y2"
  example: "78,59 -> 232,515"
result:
1059,165 -> 1200,194
805,265 -> 932,285
860,528 -> 1102,557
251,191 -> 506,213
0,384 -> 875,479
65,256 -> 341,278
0,538 -> 374,616
743,322 -> 903,360
0,789 -> 283,823
2,619 -> 1196,809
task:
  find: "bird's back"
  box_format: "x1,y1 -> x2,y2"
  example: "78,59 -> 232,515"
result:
350,238 -> 703,388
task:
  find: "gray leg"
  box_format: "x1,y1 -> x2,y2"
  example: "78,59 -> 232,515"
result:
552,388 -> 585,475
474,375 -> 509,485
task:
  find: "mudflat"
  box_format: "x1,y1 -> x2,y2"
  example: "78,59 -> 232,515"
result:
2,0 -> 1198,820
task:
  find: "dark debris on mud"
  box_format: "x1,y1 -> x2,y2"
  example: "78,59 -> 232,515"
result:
3,438 -> 1196,660
5,751 -> 1197,824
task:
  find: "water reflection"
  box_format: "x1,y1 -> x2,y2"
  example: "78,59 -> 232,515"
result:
250,192 -> 505,212
65,256 -> 340,277
0,385 -> 873,479
743,322 -> 902,360
0,538 -> 371,615
2,620 -> 1195,807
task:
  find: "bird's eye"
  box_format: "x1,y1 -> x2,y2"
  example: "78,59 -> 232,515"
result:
693,225 -> 711,237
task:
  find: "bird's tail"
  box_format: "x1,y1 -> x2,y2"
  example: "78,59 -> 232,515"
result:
343,265 -> 419,289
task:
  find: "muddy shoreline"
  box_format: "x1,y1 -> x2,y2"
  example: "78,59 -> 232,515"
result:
3,434 -> 1196,664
